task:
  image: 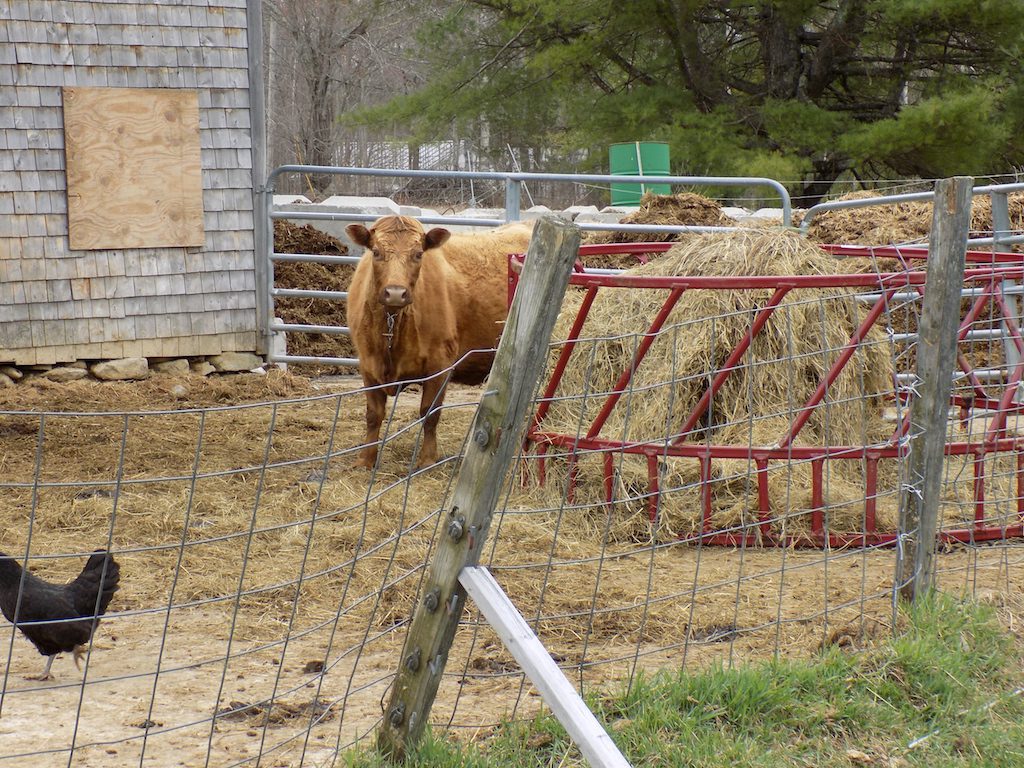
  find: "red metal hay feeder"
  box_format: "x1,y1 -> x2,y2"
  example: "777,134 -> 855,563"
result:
509,242 -> 1024,548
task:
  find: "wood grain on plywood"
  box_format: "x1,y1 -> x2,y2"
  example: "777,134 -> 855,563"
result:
63,87 -> 204,250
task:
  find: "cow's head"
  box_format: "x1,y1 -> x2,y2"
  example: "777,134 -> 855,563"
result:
347,216 -> 451,310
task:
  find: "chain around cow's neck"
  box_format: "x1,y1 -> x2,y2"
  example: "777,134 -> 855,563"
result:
383,310 -> 402,370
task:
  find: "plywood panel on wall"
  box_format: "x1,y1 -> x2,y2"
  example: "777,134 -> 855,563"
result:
63,87 -> 205,250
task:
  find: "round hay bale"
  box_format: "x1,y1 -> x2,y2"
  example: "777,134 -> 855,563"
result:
545,230 -> 893,444
536,229 -> 897,538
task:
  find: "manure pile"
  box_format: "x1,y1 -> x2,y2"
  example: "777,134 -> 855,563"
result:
582,192 -> 735,269
272,220 -> 357,372
598,191 -> 734,239
804,189 -> 1024,249
535,229 -> 899,539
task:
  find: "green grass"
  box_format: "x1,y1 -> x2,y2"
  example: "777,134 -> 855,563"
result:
343,594 -> 1024,767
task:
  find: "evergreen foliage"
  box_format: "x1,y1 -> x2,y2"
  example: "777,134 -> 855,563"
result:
347,0 -> 1024,205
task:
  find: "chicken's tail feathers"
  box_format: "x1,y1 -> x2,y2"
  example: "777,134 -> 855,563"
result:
71,549 -> 121,615
82,550 -> 120,584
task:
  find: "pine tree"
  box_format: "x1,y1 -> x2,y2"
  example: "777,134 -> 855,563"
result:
346,0 -> 1024,205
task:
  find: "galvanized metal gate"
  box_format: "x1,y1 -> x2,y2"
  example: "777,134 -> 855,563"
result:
256,168 -> 1023,372
256,165 -> 793,368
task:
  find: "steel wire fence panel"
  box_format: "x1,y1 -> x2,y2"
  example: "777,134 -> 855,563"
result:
471,241 -> 1024,718
0,382 -> 474,766
2,245 -> 1024,763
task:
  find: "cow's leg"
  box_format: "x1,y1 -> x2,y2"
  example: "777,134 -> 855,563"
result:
356,387 -> 387,468
416,375 -> 448,469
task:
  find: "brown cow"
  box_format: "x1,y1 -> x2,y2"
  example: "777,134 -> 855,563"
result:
345,215 -> 534,469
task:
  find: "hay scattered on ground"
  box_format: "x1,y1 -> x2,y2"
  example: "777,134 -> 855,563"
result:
0,369 -> 906,654
0,369 -> 1020,756
0,367 -> 315,411
0,372 -> 465,641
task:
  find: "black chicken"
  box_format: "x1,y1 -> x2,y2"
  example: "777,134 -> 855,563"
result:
0,549 -> 121,680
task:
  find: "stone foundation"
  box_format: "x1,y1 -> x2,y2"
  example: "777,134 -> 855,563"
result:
0,353 -> 267,387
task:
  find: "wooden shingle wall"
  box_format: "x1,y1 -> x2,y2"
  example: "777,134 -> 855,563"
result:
0,0 -> 258,366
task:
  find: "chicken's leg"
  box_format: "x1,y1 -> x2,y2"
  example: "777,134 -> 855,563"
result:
25,654 -> 55,681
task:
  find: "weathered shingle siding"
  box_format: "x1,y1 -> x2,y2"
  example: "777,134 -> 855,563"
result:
0,0 -> 257,366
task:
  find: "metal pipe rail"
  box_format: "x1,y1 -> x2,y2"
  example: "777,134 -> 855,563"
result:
265,164 -> 793,224
270,321 -> 349,337
261,164 -> 793,366
895,369 -> 1008,383
274,353 -> 357,366
890,328 -> 1007,343
856,284 -> 1024,304
271,253 -> 359,266
271,209 -> 510,229
272,288 -> 348,301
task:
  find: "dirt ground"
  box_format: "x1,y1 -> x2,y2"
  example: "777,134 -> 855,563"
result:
2,196 -> 1021,766
1,372 -> 1022,767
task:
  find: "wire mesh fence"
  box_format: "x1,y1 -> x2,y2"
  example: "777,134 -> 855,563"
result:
1,244 -> 1023,766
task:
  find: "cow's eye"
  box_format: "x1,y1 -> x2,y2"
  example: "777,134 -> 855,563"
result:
372,249 -> 384,261
411,250 -> 423,262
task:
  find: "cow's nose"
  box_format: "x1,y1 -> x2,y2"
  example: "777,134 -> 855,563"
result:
381,285 -> 411,308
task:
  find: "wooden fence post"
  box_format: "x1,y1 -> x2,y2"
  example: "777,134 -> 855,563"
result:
377,215 -> 581,759
898,176 -> 973,601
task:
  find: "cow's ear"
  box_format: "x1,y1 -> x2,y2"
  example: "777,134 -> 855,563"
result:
424,228 -> 451,250
347,224 -> 372,248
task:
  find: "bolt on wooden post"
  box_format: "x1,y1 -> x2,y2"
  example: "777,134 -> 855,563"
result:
377,215 -> 581,760
897,176 -> 973,602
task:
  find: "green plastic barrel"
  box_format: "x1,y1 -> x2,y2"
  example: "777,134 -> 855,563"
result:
609,141 -> 671,205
